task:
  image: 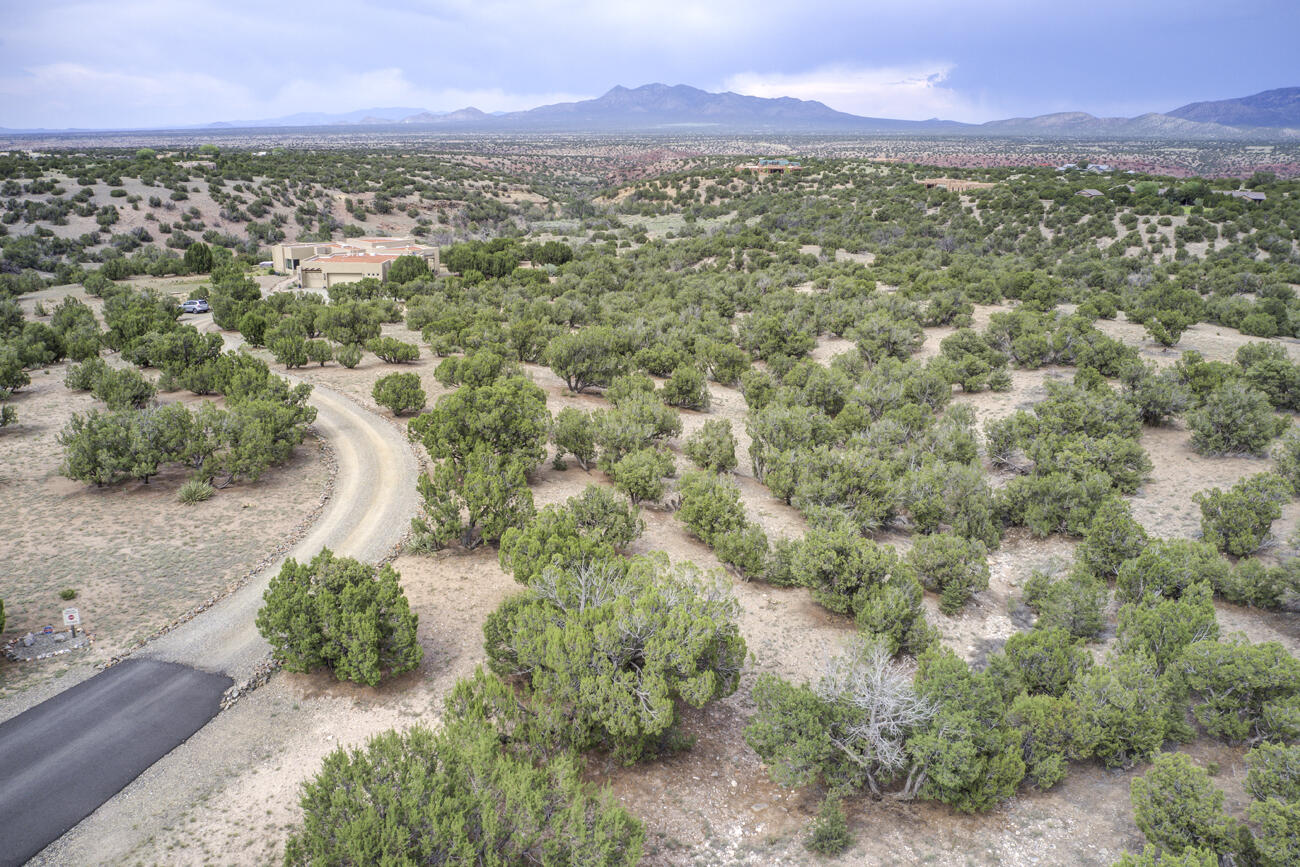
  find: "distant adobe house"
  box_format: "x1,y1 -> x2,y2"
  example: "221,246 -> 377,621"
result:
272,236 -> 439,288
738,158 -> 804,174
919,177 -> 997,192
1225,189 -> 1267,202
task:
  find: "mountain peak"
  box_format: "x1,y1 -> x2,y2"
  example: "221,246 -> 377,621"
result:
1168,86 -> 1300,128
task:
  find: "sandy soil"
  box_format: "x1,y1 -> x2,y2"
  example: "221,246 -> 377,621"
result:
0,361 -> 329,700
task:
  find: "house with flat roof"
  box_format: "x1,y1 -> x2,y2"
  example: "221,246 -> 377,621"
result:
738,158 -> 803,174
273,237 -> 439,288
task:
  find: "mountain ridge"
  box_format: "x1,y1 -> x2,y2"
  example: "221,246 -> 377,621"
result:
4,84 -> 1298,139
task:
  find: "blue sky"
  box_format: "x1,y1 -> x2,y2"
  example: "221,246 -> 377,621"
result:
1,0 -> 1297,128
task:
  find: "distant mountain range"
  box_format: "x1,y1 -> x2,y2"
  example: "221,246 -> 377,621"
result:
4,84 -> 1299,138
1167,87 -> 1300,128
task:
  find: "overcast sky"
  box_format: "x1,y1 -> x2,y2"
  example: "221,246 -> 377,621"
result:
2,0 -> 1297,129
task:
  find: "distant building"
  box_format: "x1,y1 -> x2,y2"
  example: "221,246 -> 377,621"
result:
1225,190 -> 1267,202
1077,189 -> 1104,198
739,158 -> 803,174
271,236 -> 438,288
920,177 -> 997,192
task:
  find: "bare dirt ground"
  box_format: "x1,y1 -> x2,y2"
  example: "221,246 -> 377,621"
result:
9,286 -> 1300,865
0,360 -> 329,702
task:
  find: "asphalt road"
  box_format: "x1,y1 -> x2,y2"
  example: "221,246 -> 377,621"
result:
0,660 -> 232,867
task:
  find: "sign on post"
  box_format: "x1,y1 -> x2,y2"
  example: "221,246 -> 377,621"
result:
63,608 -> 80,636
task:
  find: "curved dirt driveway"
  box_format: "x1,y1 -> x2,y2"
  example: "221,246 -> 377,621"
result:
11,376 -> 421,865
143,382 -> 420,681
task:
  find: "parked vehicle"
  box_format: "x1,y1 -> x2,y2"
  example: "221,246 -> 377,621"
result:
180,299 -> 210,314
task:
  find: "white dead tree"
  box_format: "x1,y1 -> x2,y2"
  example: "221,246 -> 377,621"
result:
816,637 -> 936,798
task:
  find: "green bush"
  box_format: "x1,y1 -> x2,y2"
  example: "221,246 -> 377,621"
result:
1116,582 -> 1219,671
1076,497 -> 1148,578
551,406 -> 596,470
59,588 -> 77,601
545,326 -> 629,394
270,334 -> 307,369
1022,567 -> 1108,639
1177,637 -> 1300,743
93,366 -> 156,409
334,343 -> 363,368
1006,693 -> 1093,790
1245,742 -> 1300,803
484,556 -> 745,762
604,371 -> 657,406
906,532 -> 990,614
64,356 -> 109,391
1275,426 -> 1300,496
660,364 -> 709,410
993,627 -> 1093,698
1116,539 -> 1230,605
1188,381 -> 1288,456
372,371 -> 426,416
283,720 -> 644,867
304,339 -> 333,366
256,549 -> 422,686
1111,846 -> 1219,867
1194,473 -> 1291,556
498,505 -> 615,586
805,795 -> 853,855
683,419 -> 737,473
610,447 -> 673,504
366,336 -> 419,363
1130,753 -> 1244,861
1248,797 -> 1300,867
1069,652 -> 1170,769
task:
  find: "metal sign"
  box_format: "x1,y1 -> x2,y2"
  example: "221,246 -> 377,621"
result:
63,608 -> 80,626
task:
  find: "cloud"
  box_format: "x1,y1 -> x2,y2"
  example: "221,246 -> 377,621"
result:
724,63 -> 991,122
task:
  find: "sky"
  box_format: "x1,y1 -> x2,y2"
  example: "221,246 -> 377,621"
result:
1,0 -> 1298,129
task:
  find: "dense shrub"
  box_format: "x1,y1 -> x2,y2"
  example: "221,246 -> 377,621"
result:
366,335 -> 419,363
1021,567 -> 1108,639
372,371 -> 426,416
551,406 -> 596,470
1075,497 -> 1149,578
484,556 -> 745,762
905,532 -> 990,614
1275,426 -> 1300,496
660,364 -> 709,410
1116,539 -> 1230,605
676,470 -> 767,577
1177,637 -> 1300,743
1194,473 -> 1291,556
1068,653 -> 1170,768
283,720 -> 643,867
256,549 -> 422,686
683,418 -> 738,473
1188,381 -> 1288,456
610,447 -> 674,504
1131,754 -> 1245,862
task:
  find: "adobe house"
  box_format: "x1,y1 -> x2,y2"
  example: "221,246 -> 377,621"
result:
739,158 -> 804,174
273,236 -> 439,288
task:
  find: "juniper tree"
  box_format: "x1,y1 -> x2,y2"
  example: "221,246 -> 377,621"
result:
256,548 -> 422,686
